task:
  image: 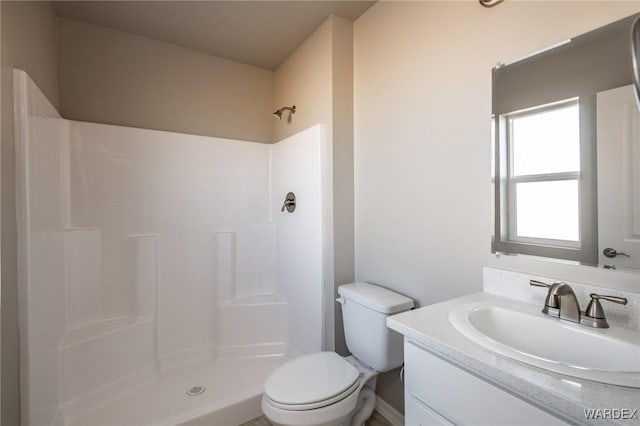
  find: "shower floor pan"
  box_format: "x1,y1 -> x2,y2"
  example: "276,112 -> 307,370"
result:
64,355 -> 289,426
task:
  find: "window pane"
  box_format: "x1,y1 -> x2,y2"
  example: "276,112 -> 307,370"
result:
516,180 -> 579,242
511,103 -> 580,176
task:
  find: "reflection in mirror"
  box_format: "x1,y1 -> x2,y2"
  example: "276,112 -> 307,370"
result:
492,13 -> 640,272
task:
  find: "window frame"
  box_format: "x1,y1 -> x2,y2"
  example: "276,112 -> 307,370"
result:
506,99 -> 581,248
492,97 -> 597,264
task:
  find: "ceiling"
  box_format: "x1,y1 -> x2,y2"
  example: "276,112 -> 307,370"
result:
53,1 -> 375,70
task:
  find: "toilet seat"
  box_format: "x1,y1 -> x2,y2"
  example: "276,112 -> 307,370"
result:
264,352 -> 361,411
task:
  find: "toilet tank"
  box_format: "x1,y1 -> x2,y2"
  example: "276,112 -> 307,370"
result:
338,282 -> 414,372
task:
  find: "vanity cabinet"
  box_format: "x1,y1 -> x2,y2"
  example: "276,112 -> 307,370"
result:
404,341 -> 567,426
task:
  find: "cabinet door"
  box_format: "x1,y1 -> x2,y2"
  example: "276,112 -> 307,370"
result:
404,341 -> 567,425
405,395 -> 454,426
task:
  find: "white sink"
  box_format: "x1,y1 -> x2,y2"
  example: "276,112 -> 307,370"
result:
449,302 -> 640,388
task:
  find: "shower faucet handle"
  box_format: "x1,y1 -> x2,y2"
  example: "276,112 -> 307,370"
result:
281,192 -> 296,213
281,200 -> 294,212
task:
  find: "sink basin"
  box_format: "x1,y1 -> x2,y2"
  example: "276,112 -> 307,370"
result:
449,302 -> 640,388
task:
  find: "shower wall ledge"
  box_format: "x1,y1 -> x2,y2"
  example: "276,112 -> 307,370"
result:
219,293 -> 286,306
59,316 -> 153,349
58,316 -> 156,403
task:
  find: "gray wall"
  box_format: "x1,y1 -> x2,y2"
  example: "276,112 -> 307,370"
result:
58,18 -> 275,143
329,17 -> 354,357
1,2 -> 59,425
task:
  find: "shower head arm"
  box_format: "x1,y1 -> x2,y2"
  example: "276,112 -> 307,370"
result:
273,105 -> 296,119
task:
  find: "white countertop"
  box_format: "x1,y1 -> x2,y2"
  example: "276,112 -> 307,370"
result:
387,292 -> 640,426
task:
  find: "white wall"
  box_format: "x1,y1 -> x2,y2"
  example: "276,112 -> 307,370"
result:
353,1 -> 640,412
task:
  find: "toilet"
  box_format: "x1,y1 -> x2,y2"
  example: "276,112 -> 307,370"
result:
261,282 -> 414,426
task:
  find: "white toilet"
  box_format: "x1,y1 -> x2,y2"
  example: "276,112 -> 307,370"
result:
261,282 -> 414,426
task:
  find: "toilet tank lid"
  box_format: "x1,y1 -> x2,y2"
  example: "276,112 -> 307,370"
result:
338,282 -> 414,314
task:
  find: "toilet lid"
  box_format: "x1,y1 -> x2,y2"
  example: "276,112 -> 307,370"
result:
264,352 -> 360,406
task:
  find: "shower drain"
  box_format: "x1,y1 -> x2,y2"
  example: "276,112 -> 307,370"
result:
186,385 -> 206,396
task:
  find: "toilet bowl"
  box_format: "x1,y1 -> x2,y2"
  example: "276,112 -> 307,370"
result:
261,352 -> 377,426
261,283 -> 414,426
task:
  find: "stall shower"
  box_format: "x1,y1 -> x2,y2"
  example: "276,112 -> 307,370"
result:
15,69 -> 327,426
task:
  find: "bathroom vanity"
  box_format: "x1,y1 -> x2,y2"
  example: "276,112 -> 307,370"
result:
388,268 -> 640,426
403,341 -> 565,425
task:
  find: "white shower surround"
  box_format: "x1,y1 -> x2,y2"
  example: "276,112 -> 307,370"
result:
14,69 -> 327,426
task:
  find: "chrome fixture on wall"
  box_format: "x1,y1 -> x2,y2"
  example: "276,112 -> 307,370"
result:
479,0 -> 504,8
631,16 -> 640,110
273,105 -> 296,120
281,192 -> 296,213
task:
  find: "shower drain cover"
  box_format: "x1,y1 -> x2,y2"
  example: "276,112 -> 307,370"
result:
186,385 -> 206,396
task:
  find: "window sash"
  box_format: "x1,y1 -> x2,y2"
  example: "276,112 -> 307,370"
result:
506,99 -> 580,177
506,173 -> 581,248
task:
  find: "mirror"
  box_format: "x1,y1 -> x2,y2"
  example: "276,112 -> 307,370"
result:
492,13 -> 640,272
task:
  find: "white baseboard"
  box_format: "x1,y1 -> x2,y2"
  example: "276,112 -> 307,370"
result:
375,396 -> 404,426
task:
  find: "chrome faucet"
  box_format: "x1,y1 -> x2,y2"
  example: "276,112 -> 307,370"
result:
529,280 -> 627,328
530,280 -> 581,322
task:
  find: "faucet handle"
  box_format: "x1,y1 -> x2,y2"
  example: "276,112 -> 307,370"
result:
529,280 -> 562,310
529,279 -> 551,288
589,293 -> 628,305
585,293 -> 627,316
582,293 -> 628,328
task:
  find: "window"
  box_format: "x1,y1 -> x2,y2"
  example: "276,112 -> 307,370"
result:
507,100 -> 580,246
493,98 -> 595,263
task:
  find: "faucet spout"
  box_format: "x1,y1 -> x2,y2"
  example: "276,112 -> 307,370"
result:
546,283 -> 581,323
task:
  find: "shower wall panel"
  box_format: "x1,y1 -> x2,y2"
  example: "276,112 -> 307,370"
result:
271,125 -> 324,355
16,68 -> 327,426
67,121 -> 272,360
14,69 -> 66,426
64,228 -> 101,330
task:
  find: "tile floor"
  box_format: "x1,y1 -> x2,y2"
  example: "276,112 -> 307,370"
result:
239,409 -> 393,426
